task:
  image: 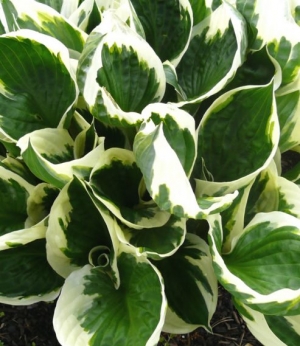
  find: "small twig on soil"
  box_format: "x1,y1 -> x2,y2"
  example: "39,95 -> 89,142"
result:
238,330 -> 245,346
233,310 -> 242,324
212,316 -> 234,328
213,332 -> 239,342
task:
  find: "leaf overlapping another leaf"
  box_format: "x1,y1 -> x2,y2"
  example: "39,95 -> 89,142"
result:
77,10 -> 166,127
53,248 -> 167,346
0,30 -> 77,145
0,0 -> 299,345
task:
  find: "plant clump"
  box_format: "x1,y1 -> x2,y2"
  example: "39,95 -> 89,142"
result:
0,0 -> 300,345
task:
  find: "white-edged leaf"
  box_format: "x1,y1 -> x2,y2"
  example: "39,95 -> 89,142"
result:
277,176 -> 300,218
234,0 -> 300,89
130,0 -> 193,66
0,30 -> 78,143
116,215 -> 186,259
60,0 -> 79,18
65,0 -> 96,31
0,221 -> 47,251
163,60 -> 187,100
0,239 -> 64,305
208,212 -> 300,316
93,0 -> 146,37
0,166 -> 34,238
26,183 -> 59,227
53,246 -> 166,346
35,0 -> 63,13
219,182 -> 254,253
0,169 -> 57,250
0,156 -> 39,185
244,160 -> 279,226
154,233 -> 218,333
90,147 -> 170,229
277,89 -> 300,152
234,300 -> 300,346
188,0 -> 212,25
46,176 -> 119,279
77,10 -> 166,127
195,81 -> 280,188
0,167 -> 57,250
134,103 -> 238,219
0,0 -> 86,52
174,1 -> 247,106
73,121 -> 99,159
290,0 -> 300,25
17,128 -> 105,189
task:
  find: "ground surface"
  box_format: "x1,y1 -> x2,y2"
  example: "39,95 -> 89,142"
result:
0,286 -> 262,346
1,151 -> 299,346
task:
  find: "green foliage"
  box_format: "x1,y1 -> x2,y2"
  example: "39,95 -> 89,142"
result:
0,0 -> 300,345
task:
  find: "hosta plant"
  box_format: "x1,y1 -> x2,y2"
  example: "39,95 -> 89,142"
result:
0,0 -> 300,345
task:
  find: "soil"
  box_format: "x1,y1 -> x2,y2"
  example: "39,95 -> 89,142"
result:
0,286 -> 262,346
158,287 -> 262,346
1,151 -> 299,346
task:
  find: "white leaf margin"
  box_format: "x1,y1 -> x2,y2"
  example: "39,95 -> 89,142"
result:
53,245 -> 167,346
174,0 -> 247,107
208,211 -> 300,312
17,128 -> 105,188
79,10 -> 165,119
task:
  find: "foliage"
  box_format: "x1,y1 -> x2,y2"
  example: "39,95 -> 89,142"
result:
0,0 -> 300,345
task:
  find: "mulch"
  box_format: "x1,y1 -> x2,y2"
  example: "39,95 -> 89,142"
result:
3,152 -> 299,346
158,286 -> 262,346
0,286 -> 262,346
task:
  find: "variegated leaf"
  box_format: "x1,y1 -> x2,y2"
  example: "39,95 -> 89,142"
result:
130,0 -> 193,66
174,1 -> 247,106
46,175 -> 119,279
35,0 -> 63,12
244,160 -> 279,226
188,0 -> 211,25
64,0 -> 100,33
26,183 -> 59,227
60,0 -> 80,18
116,215 -> 186,259
77,10 -> 165,127
232,0 -> 300,89
0,0 -> 86,52
154,234 -> 218,333
53,246 -> 166,346
0,30 -> 77,143
208,212 -> 300,316
277,89 -> 300,152
134,103 -> 237,219
0,167 -> 63,304
195,82 -> 279,185
0,156 -> 39,185
93,0 -> 146,37
0,166 -> 34,239
90,147 -> 170,229
234,300 -> 300,346
277,176 -> 300,218
0,169 -> 57,251
17,128 -> 105,189
219,183 -> 254,253
0,239 -> 64,305
290,0 -> 300,25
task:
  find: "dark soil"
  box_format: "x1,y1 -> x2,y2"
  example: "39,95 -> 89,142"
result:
0,286 -> 262,346
158,286 -> 262,346
1,150 -> 299,346
0,300 -> 59,346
